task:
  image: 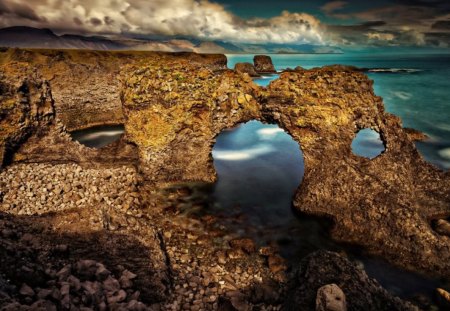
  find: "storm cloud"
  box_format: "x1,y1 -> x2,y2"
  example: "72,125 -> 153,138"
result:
0,0 -> 449,48
0,0 -> 325,45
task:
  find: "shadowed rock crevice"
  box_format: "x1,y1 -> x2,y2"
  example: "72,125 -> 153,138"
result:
0,209 -> 170,309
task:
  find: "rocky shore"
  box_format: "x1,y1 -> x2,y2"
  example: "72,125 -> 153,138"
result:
0,48 -> 449,310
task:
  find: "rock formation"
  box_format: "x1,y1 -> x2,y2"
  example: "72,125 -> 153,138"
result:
0,48 -> 449,309
234,62 -> 260,77
284,251 -> 419,311
253,55 -> 276,73
121,59 -> 450,278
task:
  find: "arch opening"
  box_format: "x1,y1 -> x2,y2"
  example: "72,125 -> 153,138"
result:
70,124 -> 125,148
351,128 -> 385,159
210,120 -> 324,256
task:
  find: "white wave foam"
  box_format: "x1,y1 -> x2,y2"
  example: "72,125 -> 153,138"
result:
438,148 -> 450,160
79,130 -> 124,140
213,144 -> 275,161
257,127 -> 284,140
391,91 -> 412,100
368,68 -> 423,73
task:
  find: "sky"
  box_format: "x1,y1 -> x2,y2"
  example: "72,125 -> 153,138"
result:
0,0 -> 449,49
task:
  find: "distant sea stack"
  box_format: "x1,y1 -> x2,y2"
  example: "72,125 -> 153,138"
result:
254,55 -> 277,73
234,62 -> 260,77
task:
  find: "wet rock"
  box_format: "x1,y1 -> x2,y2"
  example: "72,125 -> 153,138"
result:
234,63 -> 260,77
316,284 -> 347,311
76,260 -> 98,280
119,270 -> 137,289
267,254 -> 287,274
284,251 -> 419,311
436,288 -> 450,309
435,219 -> 450,237
253,55 -> 276,73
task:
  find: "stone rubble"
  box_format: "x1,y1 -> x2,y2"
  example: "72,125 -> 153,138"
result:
0,163 -> 140,216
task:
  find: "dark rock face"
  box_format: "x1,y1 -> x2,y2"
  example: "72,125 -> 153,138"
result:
253,55 -> 276,73
234,62 -> 260,77
283,251 -> 419,311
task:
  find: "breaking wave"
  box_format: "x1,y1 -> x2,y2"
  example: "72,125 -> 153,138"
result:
212,144 -> 275,161
366,68 -> 424,74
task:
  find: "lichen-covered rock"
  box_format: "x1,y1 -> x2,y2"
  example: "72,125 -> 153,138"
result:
253,55 -> 276,73
234,62 -> 260,77
284,251 -> 419,311
0,69 -> 55,168
122,59 -> 261,182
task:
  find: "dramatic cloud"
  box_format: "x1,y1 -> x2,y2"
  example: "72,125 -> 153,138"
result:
322,0 -> 450,47
0,0 -> 325,45
0,0 -> 449,48
320,1 -> 349,19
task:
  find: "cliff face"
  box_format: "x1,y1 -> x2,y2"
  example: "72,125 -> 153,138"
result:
0,48 -> 449,283
0,49 -> 227,133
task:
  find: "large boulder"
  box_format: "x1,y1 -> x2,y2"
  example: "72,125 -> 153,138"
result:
283,251 -> 419,311
234,62 -> 260,77
253,55 -> 276,73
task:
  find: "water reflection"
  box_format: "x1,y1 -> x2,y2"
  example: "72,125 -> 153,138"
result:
70,124 -> 125,148
210,120 -> 440,304
351,128 -> 385,159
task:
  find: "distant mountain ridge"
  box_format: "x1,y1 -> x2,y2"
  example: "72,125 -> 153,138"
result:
0,26 -> 341,54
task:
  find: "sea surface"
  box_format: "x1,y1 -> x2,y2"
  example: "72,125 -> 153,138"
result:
71,53 -> 449,307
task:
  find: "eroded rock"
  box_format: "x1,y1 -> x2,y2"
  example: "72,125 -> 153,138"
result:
316,284 -> 347,311
253,55 -> 276,73
284,251 -> 419,311
234,63 -> 260,77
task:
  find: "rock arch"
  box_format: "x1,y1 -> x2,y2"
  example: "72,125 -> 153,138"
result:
0,49 -> 448,280
121,60 -> 450,278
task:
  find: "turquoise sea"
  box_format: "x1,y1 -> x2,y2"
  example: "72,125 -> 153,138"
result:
227,53 -> 450,170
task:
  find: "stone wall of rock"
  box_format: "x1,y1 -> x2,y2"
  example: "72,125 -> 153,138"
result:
0,49 -> 227,132
265,66 -> 450,279
0,67 -> 55,168
121,58 -> 261,182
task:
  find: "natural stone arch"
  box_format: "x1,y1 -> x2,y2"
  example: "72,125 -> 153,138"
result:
121,58 -> 262,183
122,61 -> 450,279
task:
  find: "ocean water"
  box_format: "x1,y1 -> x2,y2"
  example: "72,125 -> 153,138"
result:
70,124 -> 125,148
227,53 -> 450,170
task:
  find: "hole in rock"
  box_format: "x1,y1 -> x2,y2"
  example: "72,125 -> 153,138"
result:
210,120 -> 338,259
205,120 -> 441,305
351,128 -> 385,159
70,124 -> 125,148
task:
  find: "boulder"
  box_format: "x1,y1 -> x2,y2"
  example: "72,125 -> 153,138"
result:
283,251 -> 419,311
234,62 -> 260,77
435,219 -> 450,237
316,284 -> 347,311
253,55 -> 276,73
